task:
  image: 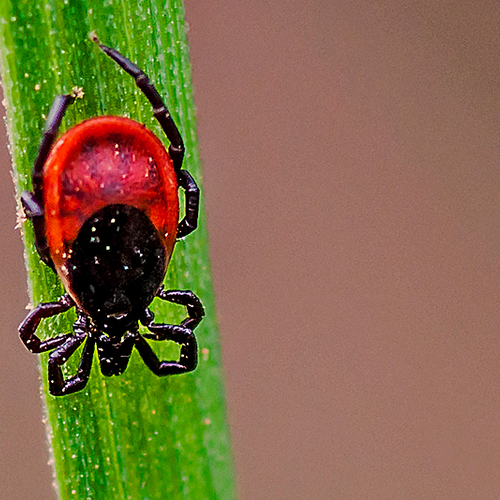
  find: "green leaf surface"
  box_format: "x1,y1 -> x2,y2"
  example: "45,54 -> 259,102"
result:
0,1 -> 235,499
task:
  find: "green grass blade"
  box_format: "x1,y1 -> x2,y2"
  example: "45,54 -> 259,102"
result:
0,1 -> 235,499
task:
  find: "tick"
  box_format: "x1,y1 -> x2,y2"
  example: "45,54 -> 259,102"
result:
19,39 -> 204,396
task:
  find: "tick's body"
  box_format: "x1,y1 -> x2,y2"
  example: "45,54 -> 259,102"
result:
19,41 -> 203,396
45,117 -> 179,277
43,117 -> 179,323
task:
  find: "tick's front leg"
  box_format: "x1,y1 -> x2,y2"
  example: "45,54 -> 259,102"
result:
154,287 -> 204,330
48,333 -> 94,396
19,294 -> 74,353
136,325 -> 197,375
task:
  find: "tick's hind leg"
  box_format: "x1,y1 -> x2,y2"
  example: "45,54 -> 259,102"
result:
92,38 -> 184,169
22,93 -> 78,267
93,38 -> 200,239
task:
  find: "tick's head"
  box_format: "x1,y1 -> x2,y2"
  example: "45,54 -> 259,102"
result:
65,204 -> 167,334
91,294 -> 143,334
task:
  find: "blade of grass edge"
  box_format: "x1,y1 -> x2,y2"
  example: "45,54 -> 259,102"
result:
0,1 -> 235,499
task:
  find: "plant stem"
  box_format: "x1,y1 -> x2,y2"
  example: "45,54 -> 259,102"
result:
0,1 -> 235,499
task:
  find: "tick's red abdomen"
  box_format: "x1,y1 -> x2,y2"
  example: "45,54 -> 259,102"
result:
43,116 -> 179,282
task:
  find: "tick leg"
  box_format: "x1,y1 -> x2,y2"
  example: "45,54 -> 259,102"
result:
48,334 -> 95,396
136,326 -> 198,375
23,93 -> 77,267
176,170 -> 199,239
155,287 -> 205,330
19,294 -> 74,353
94,40 -> 200,239
94,41 -> 184,170
32,94 -> 77,194
138,288 -> 202,374
20,191 -> 43,219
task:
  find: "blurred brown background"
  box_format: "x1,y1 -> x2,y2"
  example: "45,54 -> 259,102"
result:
2,1 -> 500,499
